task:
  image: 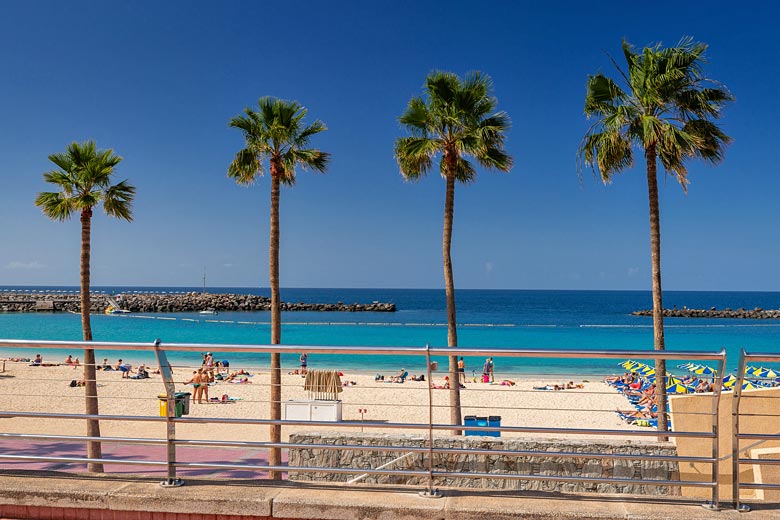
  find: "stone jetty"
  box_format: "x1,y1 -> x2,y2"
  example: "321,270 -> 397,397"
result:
632,307 -> 780,319
0,290 -> 395,313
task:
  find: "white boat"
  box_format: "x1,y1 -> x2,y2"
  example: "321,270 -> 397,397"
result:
199,309 -> 218,315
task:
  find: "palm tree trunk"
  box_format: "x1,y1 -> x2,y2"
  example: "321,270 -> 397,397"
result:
645,145 -> 668,436
443,173 -> 462,434
80,208 -> 103,473
268,169 -> 282,479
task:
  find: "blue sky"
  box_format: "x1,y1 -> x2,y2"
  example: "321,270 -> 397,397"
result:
0,1 -> 777,291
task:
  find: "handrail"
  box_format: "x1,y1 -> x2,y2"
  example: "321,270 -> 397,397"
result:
732,349 -> 780,512
0,337 -> 726,507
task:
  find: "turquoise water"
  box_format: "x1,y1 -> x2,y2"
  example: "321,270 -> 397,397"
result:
2,287 -> 780,376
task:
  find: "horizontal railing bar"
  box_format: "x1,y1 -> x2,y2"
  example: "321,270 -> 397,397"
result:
0,338 -> 727,361
176,462 -> 431,477
738,482 -> 780,490
0,433 -> 166,445
0,454 -> 166,466
0,432 -> 716,465
0,411 -> 715,439
738,458 -> 780,466
742,353 -> 780,363
427,470 -> 712,488
176,440 -> 714,463
736,433 -> 780,440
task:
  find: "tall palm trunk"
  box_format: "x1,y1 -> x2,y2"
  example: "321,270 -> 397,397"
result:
645,145 -> 668,436
443,173 -> 462,433
268,167 -> 282,479
80,208 -> 103,472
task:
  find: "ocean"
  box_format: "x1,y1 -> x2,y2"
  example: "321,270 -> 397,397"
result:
1,287 -> 779,376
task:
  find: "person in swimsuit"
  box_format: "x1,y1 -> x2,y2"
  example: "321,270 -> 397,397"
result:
300,352 -> 308,375
457,357 -> 465,385
185,370 -> 203,403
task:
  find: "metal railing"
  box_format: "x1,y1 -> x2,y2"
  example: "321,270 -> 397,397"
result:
0,338 -> 725,508
732,349 -> 780,512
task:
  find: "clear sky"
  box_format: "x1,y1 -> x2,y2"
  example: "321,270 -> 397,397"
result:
1,1 -> 777,291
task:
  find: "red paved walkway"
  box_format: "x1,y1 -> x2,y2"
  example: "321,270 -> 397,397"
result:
0,439 -> 287,480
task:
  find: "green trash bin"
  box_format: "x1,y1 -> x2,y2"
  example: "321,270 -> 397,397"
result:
158,393 -> 189,418
176,392 -> 191,415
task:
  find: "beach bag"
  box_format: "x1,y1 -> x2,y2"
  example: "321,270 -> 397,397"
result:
482,374 -> 490,383
69,380 -> 77,387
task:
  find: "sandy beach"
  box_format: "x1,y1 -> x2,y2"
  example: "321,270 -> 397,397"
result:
0,359 -> 641,443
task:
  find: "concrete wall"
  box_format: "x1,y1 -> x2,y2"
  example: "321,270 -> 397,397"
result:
288,432 -> 680,495
669,386 -> 780,502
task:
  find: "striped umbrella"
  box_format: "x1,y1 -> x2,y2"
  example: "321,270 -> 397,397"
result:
620,360 -> 640,369
666,383 -> 690,394
722,374 -> 736,388
757,368 -> 779,379
693,365 -> 716,376
745,366 -> 761,375
741,381 -> 759,391
677,362 -> 696,370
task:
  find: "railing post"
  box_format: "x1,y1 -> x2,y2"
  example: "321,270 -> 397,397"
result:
703,349 -> 726,511
153,338 -> 183,487
732,349 -> 749,512
419,343 -> 442,498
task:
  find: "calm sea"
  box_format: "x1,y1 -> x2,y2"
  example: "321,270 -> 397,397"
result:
1,287 -> 779,376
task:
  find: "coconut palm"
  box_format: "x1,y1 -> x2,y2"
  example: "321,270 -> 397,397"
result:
579,38 -> 733,433
35,141 -> 135,472
395,71 -> 512,432
228,97 -> 329,478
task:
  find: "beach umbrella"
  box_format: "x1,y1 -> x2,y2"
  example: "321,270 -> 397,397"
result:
693,365 -> 716,376
741,381 -> 759,391
619,360 -> 638,369
677,362 -> 695,370
745,365 -> 760,375
722,374 -> 736,388
666,383 -> 690,394
757,368 -> 779,379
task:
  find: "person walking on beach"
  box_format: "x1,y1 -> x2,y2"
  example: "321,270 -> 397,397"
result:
482,357 -> 491,383
457,357 -> 465,385
299,352 -> 308,376
488,357 -> 494,383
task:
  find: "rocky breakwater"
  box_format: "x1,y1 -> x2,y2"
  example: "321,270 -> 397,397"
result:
632,307 -> 780,319
0,290 -> 395,313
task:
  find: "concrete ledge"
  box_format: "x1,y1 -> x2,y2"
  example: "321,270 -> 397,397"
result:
0,473 -> 778,519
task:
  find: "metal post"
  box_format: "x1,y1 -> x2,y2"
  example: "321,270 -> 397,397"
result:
703,350 -> 726,510
732,349 -> 749,512
154,338 -> 184,487
419,343 -> 442,498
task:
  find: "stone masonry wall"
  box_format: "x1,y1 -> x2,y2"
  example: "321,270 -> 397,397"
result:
288,432 -> 680,496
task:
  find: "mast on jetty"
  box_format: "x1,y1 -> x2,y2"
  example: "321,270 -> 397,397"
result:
202,268 -> 206,294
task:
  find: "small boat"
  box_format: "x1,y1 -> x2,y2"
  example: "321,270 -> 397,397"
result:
199,309 -> 218,315
105,305 -> 130,315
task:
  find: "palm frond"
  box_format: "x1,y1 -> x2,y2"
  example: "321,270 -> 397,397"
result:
103,180 -> 136,221
227,148 -> 262,185
228,97 -> 329,188
397,70 -> 512,183
580,38 -> 732,190
34,191 -> 76,221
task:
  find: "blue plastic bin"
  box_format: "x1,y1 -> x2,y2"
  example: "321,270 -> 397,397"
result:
464,415 -> 501,436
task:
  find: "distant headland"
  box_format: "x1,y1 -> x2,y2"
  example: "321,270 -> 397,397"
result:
632,307 -> 780,319
0,290 -> 396,313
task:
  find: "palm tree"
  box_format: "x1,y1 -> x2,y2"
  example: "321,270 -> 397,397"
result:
228,97 -> 329,478
579,38 -> 733,433
35,141 -> 135,472
395,71 -> 512,432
